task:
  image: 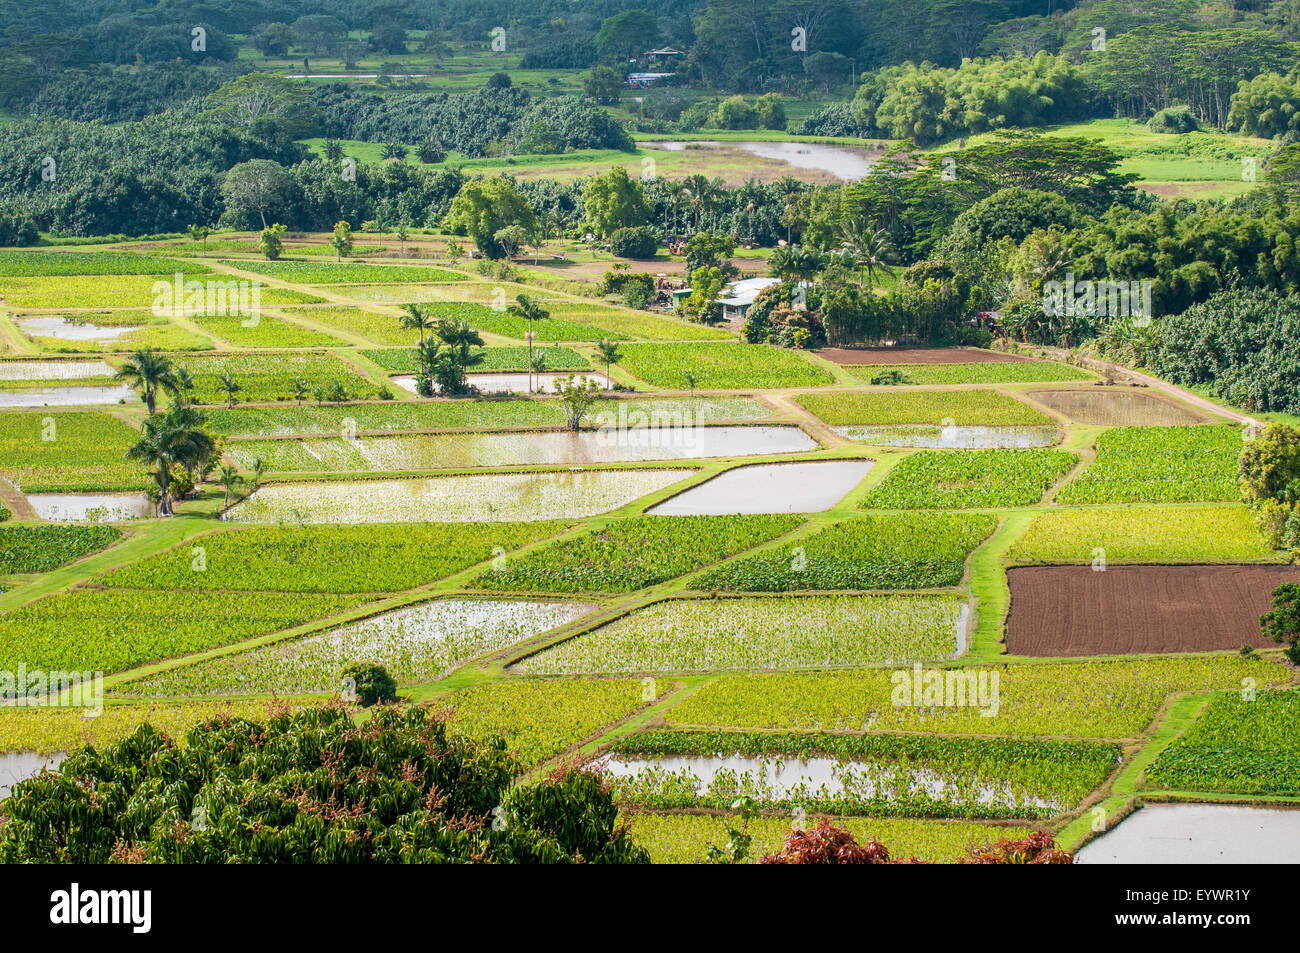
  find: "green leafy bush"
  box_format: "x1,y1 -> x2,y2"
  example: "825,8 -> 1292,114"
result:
0,706 -> 649,864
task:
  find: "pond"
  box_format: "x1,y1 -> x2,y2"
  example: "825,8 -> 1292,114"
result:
226,426 -> 818,471
648,460 -> 872,515
17,316 -> 144,342
26,493 -> 153,522
392,372 -> 612,396
224,469 -> 695,523
833,424 -> 1060,449
0,750 -> 66,799
0,384 -> 135,407
1076,803 -> 1300,864
653,140 -> 876,181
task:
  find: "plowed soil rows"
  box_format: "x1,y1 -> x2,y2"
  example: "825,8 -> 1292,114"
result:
1006,565 -> 1300,656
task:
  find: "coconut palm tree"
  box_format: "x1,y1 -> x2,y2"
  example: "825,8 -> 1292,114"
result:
595,338 -> 621,389
506,294 -> 550,392
425,319 -> 486,395
399,303 -> 434,347
126,406 -> 216,516
115,348 -> 180,414
839,219 -> 896,287
683,174 -> 720,234
216,367 -> 241,408
217,463 -> 243,509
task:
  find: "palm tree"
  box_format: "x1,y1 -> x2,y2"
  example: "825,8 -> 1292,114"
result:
399,303 -> 434,347
115,348 -> 180,414
665,181 -> 690,235
216,367 -> 241,409
505,294 -> 550,393
595,338 -> 621,389
217,463 -> 243,509
839,219 -> 896,287
172,365 -> 196,405
683,174 -> 719,234
126,406 -> 216,516
427,319 -> 486,395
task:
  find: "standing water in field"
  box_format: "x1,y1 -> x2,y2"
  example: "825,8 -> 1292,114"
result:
1076,803 -> 1300,864
392,372 -> 612,395
0,360 -> 116,380
0,751 -> 66,799
0,385 -> 135,408
225,426 -> 817,471
25,493 -> 153,522
648,460 -> 872,515
16,316 -> 144,342
598,754 -> 1057,814
224,469 -> 695,523
651,141 -> 876,181
114,598 -> 599,697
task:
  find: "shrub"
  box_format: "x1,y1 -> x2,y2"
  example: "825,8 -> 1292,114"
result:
343,662 -> 399,706
0,706 -> 651,864
1148,104 -> 1200,133
610,225 -> 659,259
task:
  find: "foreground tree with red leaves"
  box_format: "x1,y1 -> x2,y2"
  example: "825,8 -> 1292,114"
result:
759,820 -> 1073,865
956,830 -> 1074,864
759,819 -> 893,864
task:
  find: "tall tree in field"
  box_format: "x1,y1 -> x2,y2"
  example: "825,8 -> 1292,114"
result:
445,177 -> 536,259
204,72 -> 319,138
221,160 -> 293,229
583,166 -> 651,238
596,10 -> 661,62
115,348 -> 180,415
127,405 -> 217,516
506,294 -> 550,392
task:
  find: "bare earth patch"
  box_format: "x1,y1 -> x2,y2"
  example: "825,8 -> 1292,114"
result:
1006,565 -> 1300,657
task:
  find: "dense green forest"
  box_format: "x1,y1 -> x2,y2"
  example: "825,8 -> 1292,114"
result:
6,0 -> 1300,409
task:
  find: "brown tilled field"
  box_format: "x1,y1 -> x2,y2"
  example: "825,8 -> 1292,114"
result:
815,347 -> 1030,365
1005,564 -> 1300,656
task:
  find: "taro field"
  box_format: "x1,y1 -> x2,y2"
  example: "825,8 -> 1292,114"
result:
1,239 -> 1296,865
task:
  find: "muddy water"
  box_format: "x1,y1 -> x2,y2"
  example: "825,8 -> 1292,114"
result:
0,751 -> 66,798
1077,804 -> 1300,864
648,460 -> 872,515
0,384 -> 135,407
392,372 -> 612,396
653,140 -> 876,181
17,316 -> 143,342
1028,388 -> 1202,426
833,425 -> 1059,449
26,493 -> 153,522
